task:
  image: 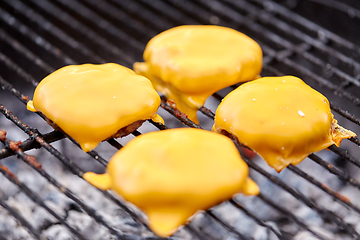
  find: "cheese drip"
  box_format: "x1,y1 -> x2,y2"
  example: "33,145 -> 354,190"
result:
213,76 -> 356,172
134,25 -> 262,123
84,128 -> 259,237
27,63 -> 163,152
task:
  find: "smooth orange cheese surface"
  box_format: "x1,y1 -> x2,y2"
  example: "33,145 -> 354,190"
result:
84,128 -> 259,237
134,25 -> 263,123
213,76 -> 356,172
27,63 -> 163,152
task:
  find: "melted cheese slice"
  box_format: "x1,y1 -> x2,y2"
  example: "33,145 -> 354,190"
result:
213,76 -> 356,172
27,63 -> 162,152
134,25 -> 262,123
84,128 -> 259,237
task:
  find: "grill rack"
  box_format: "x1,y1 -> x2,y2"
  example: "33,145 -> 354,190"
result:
0,0 -> 360,239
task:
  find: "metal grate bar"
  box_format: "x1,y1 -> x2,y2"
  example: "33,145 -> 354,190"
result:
107,138 -> 123,150
102,118 -> 279,239
182,224 -> 206,240
127,0 -> 360,122
0,50 -> 38,86
1,0 -> 359,239
147,119 -> 169,131
199,103 -> 360,214
205,210 -> 249,240
275,51 -> 360,105
0,4 -> 200,234
0,135 -> 89,239
182,0 -> 360,106
244,156 -> 358,238
257,193 -> 327,240
140,0 -> 199,26
0,7 -> 76,65
287,165 -> 360,213
160,96 -> 201,129
63,0 -> 360,133
0,79 -> 203,238
101,103 -> 290,240
128,2 -> 360,235
0,96 -> 154,225
328,145 -> 360,168
100,0 -> 360,236
78,0 -> 159,38
1,0 -> 169,139
0,54 -> 149,169
0,184 -> 44,240
199,106 -> 215,119
228,200 -> 282,238
0,104 -> 159,238
221,87 -> 360,173
225,0 -> 360,81
55,0 -> 143,53
0,76 -> 32,105
164,0 -> 360,109
0,1 -> 158,169
152,95 -> 358,238
0,28 -> 54,73
0,11 -> 138,169
108,0 -> 172,32
29,0 -> 133,67
251,0 -> 360,51
235,191 -> 328,240
330,103 -> 360,125
261,63 -> 360,168
3,0 -> 104,63
208,76 -> 360,216
0,130 -> 64,159
308,154 -> 360,188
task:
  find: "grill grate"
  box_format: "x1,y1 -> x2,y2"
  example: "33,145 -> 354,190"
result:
1,0 -> 360,239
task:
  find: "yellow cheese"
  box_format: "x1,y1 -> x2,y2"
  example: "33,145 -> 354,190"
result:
27,63 -> 162,152
84,128 -> 259,237
213,76 -> 356,172
134,25 -> 262,123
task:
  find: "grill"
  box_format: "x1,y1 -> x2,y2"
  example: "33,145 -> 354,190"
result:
1,0 -> 360,239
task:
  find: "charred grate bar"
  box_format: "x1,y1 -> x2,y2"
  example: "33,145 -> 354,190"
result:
1,0 -> 360,239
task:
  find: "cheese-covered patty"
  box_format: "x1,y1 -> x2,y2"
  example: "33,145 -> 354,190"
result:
213,76 -> 356,172
27,63 -> 163,152
134,25 -> 262,123
84,128 -> 259,237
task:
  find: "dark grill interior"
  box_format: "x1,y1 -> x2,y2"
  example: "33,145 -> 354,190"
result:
1,0 -> 360,239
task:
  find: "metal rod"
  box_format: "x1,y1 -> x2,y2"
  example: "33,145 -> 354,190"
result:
0,191 -> 44,239
160,96 -> 201,129
250,0 -> 359,50
55,0 -> 143,53
0,28 -> 54,73
228,200 -> 282,238
330,103 -> 360,126
287,164 -> 360,214
1,0 -> 360,238
308,154 -> 360,189
182,0 -> 360,107
30,0 -> 134,67
0,139 -> 89,239
0,51 -> 38,86
0,130 -> 64,159
0,104 -> 155,236
225,0 -> 360,82
0,7 -> 76,65
205,210 -> 249,240
244,156 -> 359,237
3,0 -> 104,63
257,193 -> 327,240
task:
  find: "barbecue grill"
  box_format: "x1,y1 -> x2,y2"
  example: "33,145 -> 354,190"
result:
1,0 -> 360,239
